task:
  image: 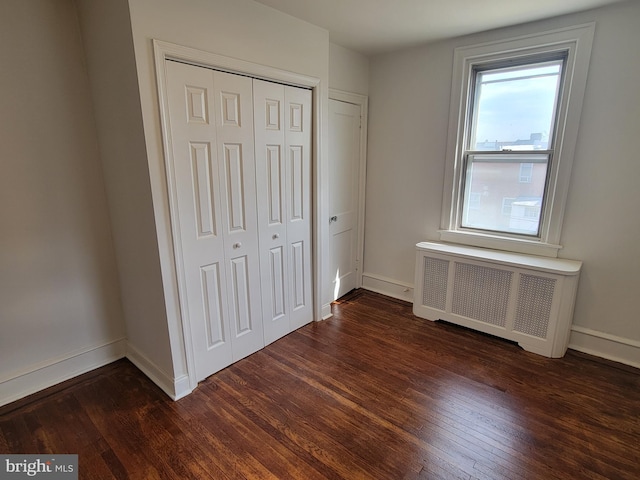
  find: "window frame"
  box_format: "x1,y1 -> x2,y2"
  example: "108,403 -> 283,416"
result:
439,24 -> 595,257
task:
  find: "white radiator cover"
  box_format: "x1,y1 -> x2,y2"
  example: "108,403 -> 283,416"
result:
413,242 -> 582,358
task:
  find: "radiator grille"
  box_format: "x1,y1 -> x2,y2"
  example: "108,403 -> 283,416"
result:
421,257 -> 449,310
452,263 -> 512,327
414,242 -> 581,358
514,274 -> 556,338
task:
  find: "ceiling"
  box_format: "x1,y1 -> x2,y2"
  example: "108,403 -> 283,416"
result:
252,0 -> 626,55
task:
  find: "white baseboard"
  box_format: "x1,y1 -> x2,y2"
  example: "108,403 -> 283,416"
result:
361,272 -> 414,302
125,343 -> 192,401
568,326 -> 640,370
321,302 -> 333,320
172,374 -> 193,400
3,321 -> 631,409
0,338 -> 127,407
359,273 -> 639,370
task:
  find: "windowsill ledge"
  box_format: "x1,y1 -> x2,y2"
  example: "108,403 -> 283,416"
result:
438,229 -> 562,258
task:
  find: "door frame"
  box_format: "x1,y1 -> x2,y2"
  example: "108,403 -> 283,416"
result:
328,89 -> 368,290
153,40 -> 323,391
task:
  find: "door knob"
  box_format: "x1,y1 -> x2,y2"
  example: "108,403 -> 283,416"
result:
329,215 -> 338,223
272,233 -> 279,239
233,242 -> 242,249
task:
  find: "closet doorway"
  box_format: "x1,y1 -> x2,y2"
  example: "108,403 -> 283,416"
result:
160,57 -> 315,382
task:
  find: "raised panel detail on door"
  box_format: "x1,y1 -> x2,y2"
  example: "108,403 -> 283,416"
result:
221,92 -> 241,126
289,145 -> 303,222
332,228 -> 354,294
201,263 -> 225,349
186,86 -> 208,124
291,241 -> 306,310
229,255 -> 252,336
266,145 -> 283,225
266,99 -> 280,130
269,246 -> 286,320
190,142 -> 216,238
223,143 -> 246,232
289,103 -> 303,131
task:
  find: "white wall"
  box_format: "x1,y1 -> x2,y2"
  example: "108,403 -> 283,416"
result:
365,43 -> 451,301
0,0 -> 126,406
366,0 -> 640,366
126,0 -> 331,391
329,42 -> 370,95
75,0 -> 178,395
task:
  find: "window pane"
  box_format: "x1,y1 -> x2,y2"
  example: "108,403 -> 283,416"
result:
461,154 -> 548,235
471,61 -> 562,151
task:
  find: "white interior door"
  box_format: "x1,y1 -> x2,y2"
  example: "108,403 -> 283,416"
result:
165,61 -> 263,381
329,98 -> 361,300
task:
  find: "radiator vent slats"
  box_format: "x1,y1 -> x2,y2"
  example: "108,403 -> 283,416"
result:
452,263 -> 512,327
422,257 -> 448,310
514,274 -> 556,338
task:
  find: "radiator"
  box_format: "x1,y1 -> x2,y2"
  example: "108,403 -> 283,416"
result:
413,242 -> 582,358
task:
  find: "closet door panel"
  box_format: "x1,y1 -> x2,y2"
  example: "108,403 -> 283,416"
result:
285,86 -> 313,329
212,71 -> 264,362
165,61 -> 232,382
253,79 -> 290,345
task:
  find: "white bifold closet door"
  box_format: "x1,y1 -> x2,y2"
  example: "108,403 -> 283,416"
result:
253,80 -> 313,345
164,61 -> 312,382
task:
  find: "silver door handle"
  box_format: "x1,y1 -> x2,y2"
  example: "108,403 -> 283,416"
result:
329,216 -> 338,224
233,242 -> 242,249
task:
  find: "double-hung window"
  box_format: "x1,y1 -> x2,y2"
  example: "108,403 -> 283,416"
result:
440,24 -> 595,257
462,56 -> 563,236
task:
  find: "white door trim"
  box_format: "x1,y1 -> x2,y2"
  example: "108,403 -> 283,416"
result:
153,40 -> 323,391
328,88 -> 368,289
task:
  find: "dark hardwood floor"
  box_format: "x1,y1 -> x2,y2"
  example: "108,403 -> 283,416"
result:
1,290 -> 639,479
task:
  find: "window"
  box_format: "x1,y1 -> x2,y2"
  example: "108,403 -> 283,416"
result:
468,192 -> 482,210
440,24 -> 595,257
501,197 -> 516,216
519,163 -> 534,183
461,57 -> 563,236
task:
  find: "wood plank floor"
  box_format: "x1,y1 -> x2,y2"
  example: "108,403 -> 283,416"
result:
1,290 -> 639,479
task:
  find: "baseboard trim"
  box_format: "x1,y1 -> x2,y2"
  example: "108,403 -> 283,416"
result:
0,338 -> 127,407
321,302 -> 333,320
125,343 -> 192,401
568,326 -> 640,370
361,273 -> 414,302
172,374 -> 193,400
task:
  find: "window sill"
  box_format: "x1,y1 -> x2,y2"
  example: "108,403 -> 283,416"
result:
438,230 -> 562,258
